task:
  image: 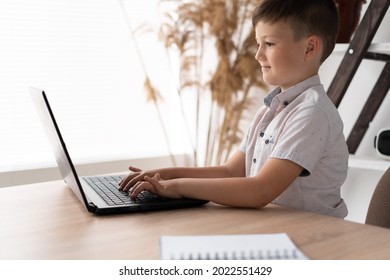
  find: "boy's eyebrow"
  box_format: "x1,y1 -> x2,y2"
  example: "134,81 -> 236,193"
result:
255,35 -> 279,41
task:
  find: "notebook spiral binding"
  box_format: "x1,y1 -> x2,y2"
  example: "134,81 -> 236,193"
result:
174,249 -> 300,260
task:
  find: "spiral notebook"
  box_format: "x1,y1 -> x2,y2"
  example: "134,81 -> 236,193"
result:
160,233 -> 308,260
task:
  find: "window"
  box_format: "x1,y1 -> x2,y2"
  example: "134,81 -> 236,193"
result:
0,0 -> 190,172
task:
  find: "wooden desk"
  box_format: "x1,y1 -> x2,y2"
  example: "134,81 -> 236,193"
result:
1,180 -> 390,260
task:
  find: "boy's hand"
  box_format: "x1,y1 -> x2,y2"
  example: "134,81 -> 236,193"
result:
118,166 -> 155,192
129,173 -> 182,200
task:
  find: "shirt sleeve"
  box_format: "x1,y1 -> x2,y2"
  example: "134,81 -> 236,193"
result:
270,105 -> 330,175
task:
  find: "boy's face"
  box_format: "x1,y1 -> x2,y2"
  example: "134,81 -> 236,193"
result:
255,20 -> 315,91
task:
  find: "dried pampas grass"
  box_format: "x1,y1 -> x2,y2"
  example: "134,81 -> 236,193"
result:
121,0 -> 268,166
158,0 -> 268,166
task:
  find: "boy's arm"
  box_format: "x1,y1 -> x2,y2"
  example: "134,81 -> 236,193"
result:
119,150 -> 245,192
132,157 -> 304,208
160,150 -> 246,179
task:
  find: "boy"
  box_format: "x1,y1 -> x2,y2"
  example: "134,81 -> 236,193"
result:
119,0 -> 348,218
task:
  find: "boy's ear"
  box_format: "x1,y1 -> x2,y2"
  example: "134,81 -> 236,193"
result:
305,35 -> 321,60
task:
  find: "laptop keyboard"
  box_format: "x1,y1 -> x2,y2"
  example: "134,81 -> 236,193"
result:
83,176 -> 165,206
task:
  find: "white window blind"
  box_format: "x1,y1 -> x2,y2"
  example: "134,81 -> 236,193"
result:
0,0 -> 189,172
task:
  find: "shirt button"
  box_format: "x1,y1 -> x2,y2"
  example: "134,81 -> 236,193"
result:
253,158 -> 256,163
265,140 -> 269,144
259,132 -> 264,137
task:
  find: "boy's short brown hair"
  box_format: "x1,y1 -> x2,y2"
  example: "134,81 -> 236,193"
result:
252,0 -> 339,63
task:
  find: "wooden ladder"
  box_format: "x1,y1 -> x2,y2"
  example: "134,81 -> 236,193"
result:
327,0 -> 390,153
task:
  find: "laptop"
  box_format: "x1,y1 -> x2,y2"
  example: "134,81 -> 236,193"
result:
29,87 -> 208,215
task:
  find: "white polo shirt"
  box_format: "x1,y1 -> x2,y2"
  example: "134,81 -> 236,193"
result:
239,75 -> 348,218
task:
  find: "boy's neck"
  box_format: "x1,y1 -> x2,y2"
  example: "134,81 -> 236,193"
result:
280,72 -> 319,92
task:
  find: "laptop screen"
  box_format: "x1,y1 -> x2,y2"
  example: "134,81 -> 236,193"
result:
29,87 -> 91,211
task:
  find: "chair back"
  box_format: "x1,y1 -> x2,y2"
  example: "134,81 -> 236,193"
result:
365,167 -> 390,228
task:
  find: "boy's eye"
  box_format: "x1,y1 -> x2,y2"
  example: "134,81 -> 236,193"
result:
265,42 -> 274,47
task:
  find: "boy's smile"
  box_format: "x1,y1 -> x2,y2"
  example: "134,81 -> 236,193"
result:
260,65 -> 271,73
254,20 -> 318,91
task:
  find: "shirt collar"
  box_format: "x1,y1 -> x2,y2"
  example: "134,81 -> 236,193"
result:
264,75 -> 321,107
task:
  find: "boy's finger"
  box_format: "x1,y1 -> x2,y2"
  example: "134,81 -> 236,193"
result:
144,175 -> 160,187
128,166 -> 142,172
152,173 -> 161,180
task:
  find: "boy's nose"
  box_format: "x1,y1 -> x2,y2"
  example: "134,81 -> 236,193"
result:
255,47 -> 264,61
